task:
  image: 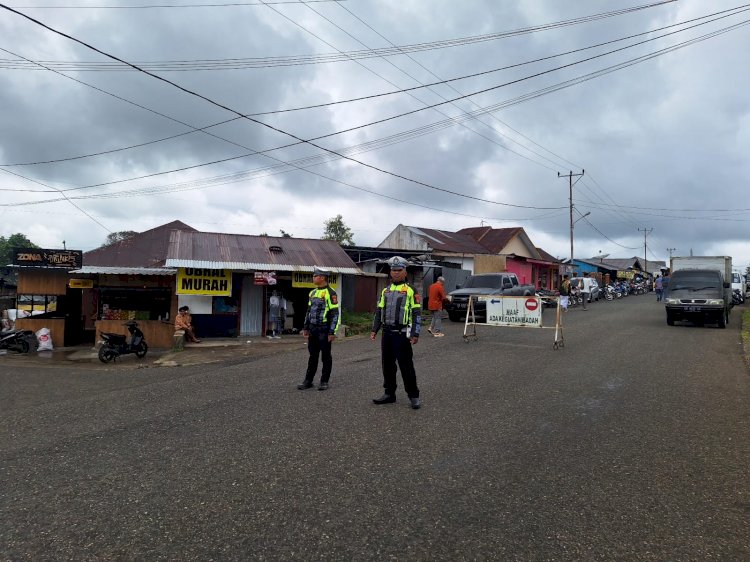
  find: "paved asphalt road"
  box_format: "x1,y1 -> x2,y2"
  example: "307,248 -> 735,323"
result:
1,296 -> 748,561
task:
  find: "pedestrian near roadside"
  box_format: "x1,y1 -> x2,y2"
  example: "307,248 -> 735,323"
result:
662,272 -> 671,300
655,275 -> 663,302
297,267 -> 340,391
427,276 -> 447,337
268,291 -> 286,339
175,306 -> 201,343
581,272 -> 592,310
559,274 -> 571,310
370,256 -> 422,409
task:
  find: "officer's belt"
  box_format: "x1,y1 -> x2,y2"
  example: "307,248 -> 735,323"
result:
383,326 -> 408,333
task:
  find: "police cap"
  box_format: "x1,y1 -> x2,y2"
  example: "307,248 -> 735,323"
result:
388,256 -> 409,270
313,266 -> 331,277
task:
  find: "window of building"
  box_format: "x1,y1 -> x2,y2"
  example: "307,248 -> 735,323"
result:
17,294 -> 58,313
99,288 -> 171,321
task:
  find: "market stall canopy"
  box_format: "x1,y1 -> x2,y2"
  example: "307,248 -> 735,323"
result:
165,230 -> 361,275
70,266 -> 176,275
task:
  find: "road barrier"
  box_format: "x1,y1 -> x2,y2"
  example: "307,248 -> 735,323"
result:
463,294 -> 565,349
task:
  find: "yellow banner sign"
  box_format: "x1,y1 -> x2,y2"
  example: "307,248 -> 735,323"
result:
177,268 -> 232,296
292,271 -> 339,290
69,278 -> 94,289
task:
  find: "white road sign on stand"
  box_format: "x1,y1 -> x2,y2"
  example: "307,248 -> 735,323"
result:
481,296 -> 543,327
463,294 -> 565,349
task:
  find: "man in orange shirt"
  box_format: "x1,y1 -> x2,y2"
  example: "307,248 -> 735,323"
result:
427,276 -> 447,337
175,306 -> 201,343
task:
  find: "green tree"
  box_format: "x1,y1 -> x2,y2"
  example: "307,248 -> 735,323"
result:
0,233 -> 39,266
279,229 -> 293,238
103,231 -> 138,246
322,215 -> 354,246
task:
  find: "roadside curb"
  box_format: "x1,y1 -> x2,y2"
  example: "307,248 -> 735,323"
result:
741,309 -> 750,372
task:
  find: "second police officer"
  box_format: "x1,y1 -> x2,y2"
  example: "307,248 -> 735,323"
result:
370,256 -> 423,409
297,267 -> 340,391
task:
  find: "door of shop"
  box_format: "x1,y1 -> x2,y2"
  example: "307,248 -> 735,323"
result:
240,277 -> 263,336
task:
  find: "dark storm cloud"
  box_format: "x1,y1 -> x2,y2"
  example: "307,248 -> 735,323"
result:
0,0 -> 748,267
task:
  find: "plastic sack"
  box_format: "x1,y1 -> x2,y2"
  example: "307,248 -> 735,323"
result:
36,327 -> 53,351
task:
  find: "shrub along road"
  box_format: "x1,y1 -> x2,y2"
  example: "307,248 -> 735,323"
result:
1,297 -> 748,560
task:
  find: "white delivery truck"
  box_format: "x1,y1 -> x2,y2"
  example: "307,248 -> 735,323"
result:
666,256 -> 732,328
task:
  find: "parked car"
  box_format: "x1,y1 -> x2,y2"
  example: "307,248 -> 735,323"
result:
445,272 -> 535,322
570,277 -> 600,302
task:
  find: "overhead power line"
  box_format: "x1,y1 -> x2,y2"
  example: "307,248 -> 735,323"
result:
0,1 -> 678,71
4,3 -> 748,170
3,9 -> 750,216
8,1 -> 345,8
0,2 -> 575,211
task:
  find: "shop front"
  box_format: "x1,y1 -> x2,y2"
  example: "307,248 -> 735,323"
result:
12,248 -> 83,348
70,267 -> 179,348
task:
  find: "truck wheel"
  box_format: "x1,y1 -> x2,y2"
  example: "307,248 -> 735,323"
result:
666,311 -> 675,326
718,310 -> 727,329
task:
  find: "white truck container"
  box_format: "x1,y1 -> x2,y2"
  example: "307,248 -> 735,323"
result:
670,256 -> 732,280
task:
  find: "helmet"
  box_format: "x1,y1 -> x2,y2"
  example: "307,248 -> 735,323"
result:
388,256 -> 409,269
312,266 -> 331,277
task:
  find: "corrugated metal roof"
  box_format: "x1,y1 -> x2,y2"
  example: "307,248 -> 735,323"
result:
166,231 -> 362,274
406,226 -> 489,254
71,266 -> 177,275
83,220 -> 196,267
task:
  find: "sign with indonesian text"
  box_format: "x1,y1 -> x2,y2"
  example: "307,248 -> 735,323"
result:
480,295 -> 543,327
69,278 -> 94,289
291,271 -> 340,290
13,247 -> 82,269
177,268 -> 232,296
254,271 -> 277,286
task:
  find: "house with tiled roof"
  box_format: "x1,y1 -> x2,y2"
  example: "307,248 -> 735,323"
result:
377,224 -> 560,289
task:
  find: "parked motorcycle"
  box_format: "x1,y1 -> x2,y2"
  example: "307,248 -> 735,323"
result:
732,288 -> 744,306
98,320 -> 148,363
0,329 -> 35,354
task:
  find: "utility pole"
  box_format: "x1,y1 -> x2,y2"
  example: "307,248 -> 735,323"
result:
666,247 -> 676,258
638,228 -> 652,274
558,170 -> 585,263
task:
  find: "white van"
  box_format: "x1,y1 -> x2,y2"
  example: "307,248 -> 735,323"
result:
731,271 -> 746,302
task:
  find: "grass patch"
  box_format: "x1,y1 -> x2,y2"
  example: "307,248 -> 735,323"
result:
742,310 -> 750,344
341,310 -> 373,336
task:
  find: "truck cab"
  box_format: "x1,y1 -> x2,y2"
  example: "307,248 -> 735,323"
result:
664,269 -> 731,328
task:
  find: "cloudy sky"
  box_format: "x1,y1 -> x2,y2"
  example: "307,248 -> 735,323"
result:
1,0 -> 749,271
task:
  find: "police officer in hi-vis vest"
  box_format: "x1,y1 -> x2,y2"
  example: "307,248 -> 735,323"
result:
370,256 -> 422,409
298,267 -> 340,391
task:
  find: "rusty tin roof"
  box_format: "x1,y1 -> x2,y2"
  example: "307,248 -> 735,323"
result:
165,230 -> 361,274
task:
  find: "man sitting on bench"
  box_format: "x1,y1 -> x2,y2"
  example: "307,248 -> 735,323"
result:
175,306 -> 201,343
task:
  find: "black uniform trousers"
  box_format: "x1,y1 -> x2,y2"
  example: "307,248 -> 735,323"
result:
381,329 -> 419,398
305,326 -> 332,383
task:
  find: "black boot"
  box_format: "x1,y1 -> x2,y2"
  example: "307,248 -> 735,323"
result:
372,393 -> 396,404
297,380 -> 314,390
409,397 -> 421,410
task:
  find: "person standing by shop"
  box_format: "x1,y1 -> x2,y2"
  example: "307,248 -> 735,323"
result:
427,276 -> 446,337
268,291 -> 287,339
370,256 -> 422,409
297,268 -> 340,391
662,272 -> 671,300
580,272 -> 592,310
559,274 -> 571,310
